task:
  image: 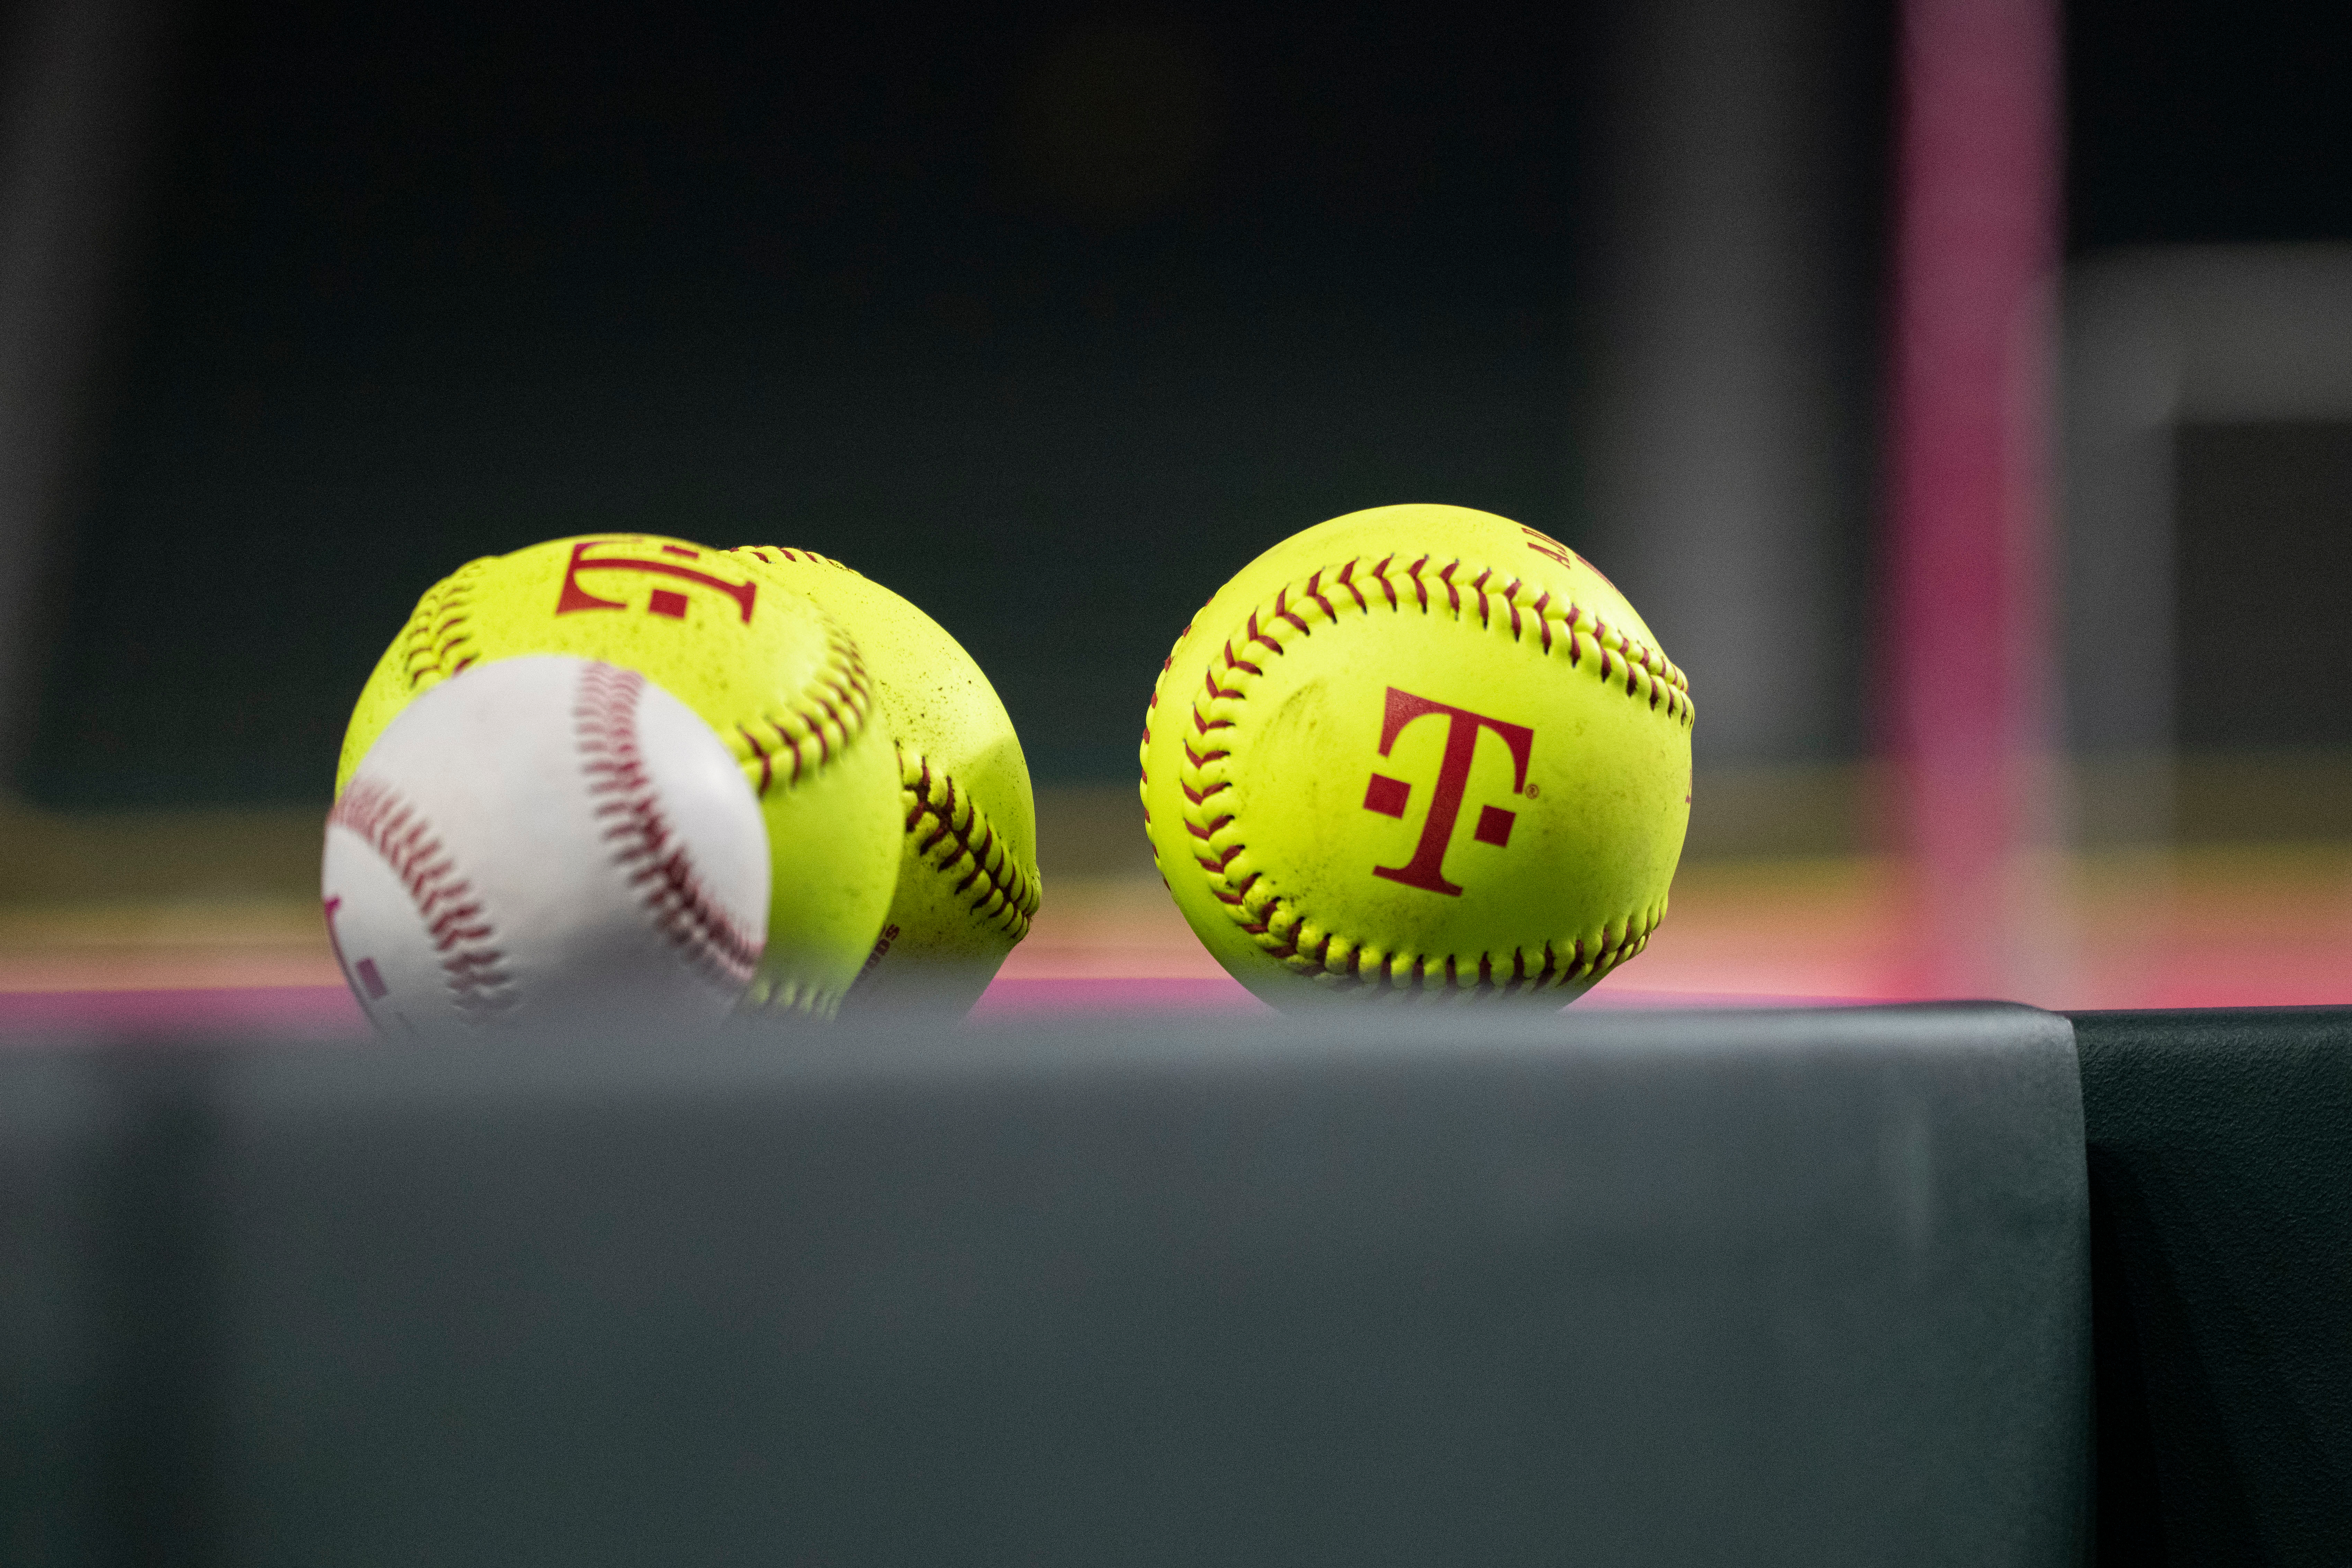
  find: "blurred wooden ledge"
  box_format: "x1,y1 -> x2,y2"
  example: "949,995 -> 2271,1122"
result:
5,753 -> 2350,902
0,902 -> 339,991
0,798 -> 326,906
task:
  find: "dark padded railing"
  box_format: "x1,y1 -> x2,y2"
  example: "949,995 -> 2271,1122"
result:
3,1005 -> 2090,1566
2072,1006 -> 2352,1566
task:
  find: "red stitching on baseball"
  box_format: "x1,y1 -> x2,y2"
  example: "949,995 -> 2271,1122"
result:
327,779 -> 519,1020
574,662 -> 765,995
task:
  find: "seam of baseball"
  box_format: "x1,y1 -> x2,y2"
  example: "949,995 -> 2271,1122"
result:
393,549 -> 877,802
897,743 -> 1041,943
574,662 -> 766,995
1164,553 -> 1688,996
327,779 -> 519,1021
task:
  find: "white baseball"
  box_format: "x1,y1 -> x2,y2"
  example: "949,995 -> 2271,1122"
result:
322,655 -> 770,1033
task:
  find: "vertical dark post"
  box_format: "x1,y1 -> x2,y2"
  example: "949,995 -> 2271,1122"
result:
0,0 -> 174,777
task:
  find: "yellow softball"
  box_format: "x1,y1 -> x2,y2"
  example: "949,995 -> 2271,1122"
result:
337,534 -> 902,1019
1139,503 -> 1693,1006
731,547 -> 1040,1015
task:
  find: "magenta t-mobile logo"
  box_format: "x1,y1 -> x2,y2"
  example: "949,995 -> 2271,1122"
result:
1361,686 -> 1535,896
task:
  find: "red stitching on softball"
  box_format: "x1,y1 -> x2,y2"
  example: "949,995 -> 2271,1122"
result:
1274,590 -> 1312,638
396,560 -> 492,691
707,546 -> 1039,974
737,726 -> 773,794
388,547 -> 879,815
1162,552 -> 1685,996
900,748 -> 1040,940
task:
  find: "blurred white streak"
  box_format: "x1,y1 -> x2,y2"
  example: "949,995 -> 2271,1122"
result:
1583,0 -> 1857,762
0,0 -> 172,774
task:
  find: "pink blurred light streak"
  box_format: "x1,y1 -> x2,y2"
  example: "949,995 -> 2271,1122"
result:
1884,0 -> 2062,996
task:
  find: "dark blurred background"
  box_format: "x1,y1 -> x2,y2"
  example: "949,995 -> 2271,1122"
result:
2068,0 -> 2352,760
5,0 -> 2352,800
14,0 -> 1625,800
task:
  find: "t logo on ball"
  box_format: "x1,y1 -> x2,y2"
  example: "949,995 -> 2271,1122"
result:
1361,686 -> 1535,897
555,538 -> 759,622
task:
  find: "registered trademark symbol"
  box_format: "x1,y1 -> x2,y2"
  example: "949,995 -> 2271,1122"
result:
1522,782 -> 1540,799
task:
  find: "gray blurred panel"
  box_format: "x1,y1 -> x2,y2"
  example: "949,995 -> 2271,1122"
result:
2061,244 -> 2352,767
0,1048 -> 211,1568
1584,0 -> 1876,763
0,1055 -> 116,1566
159,1006 -> 2083,1566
